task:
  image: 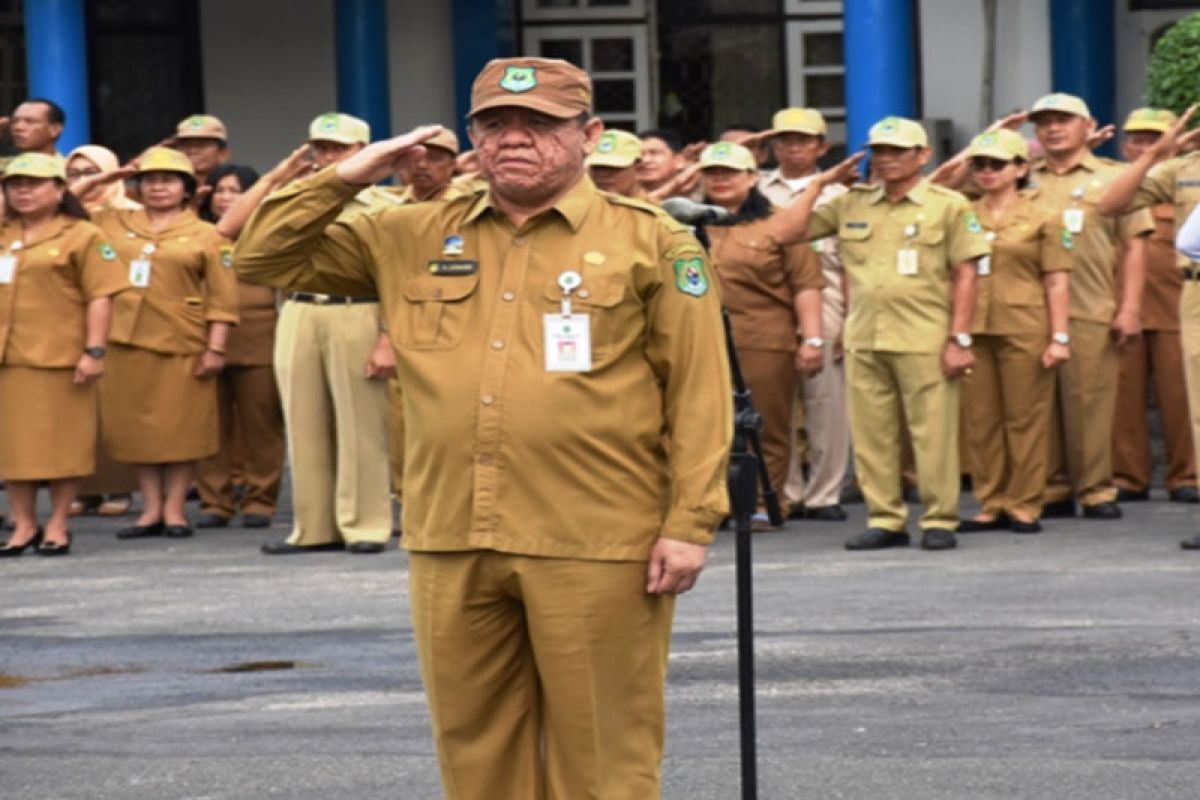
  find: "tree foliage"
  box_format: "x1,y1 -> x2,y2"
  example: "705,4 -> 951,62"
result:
1148,12 -> 1200,117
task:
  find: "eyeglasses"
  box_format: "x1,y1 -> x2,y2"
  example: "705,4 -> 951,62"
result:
66,169 -> 102,180
969,157 -> 1011,173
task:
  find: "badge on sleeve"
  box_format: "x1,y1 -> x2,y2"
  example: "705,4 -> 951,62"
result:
964,212 -> 983,235
219,246 -> 234,268
1060,229 -> 1075,251
674,257 -> 709,297
99,243 -> 117,261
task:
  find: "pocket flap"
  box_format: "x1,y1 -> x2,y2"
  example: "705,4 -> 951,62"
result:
543,274 -> 625,307
403,274 -> 479,303
839,223 -> 872,241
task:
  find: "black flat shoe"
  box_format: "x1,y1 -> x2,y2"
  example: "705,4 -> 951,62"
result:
804,504 -> 848,521
1116,488 -> 1150,503
38,533 -> 71,556
116,521 -> 164,539
195,513 -> 229,529
1181,532 -> 1200,550
1040,499 -> 1076,518
1010,520 -> 1042,534
1082,501 -> 1122,520
0,528 -> 43,557
1169,486 -> 1200,504
957,515 -> 1010,533
845,528 -> 910,551
347,541 -> 386,554
241,513 -> 272,528
261,540 -> 344,555
920,528 -> 958,551
163,525 -> 194,539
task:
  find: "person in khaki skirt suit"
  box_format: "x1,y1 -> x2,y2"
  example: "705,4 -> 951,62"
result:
0,154 -> 127,556
82,147 -> 240,540
953,129 -> 1072,534
697,141 -> 824,525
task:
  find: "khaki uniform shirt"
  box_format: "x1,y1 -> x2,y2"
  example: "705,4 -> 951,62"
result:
0,217 -> 128,368
970,190 -> 1073,336
807,179 -> 991,353
708,217 -> 824,351
1029,153 -> 1154,324
235,170 -> 732,559
1131,153 -> 1200,326
94,209 -> 240,355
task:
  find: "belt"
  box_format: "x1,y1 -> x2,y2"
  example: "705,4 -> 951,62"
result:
1184,268 -> 1200,282
288,292 -> 379,305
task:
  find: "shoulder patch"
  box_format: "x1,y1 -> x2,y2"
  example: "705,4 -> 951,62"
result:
964,211 -> 983,234
1060,228 -> 1074,250
98,243 -> 117,261
219,245 -> 234,268
673,256 -> 709,298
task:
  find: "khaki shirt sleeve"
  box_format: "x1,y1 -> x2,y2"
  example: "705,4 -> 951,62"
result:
807,197 -> 841,241
1117,206 -> 1155,242
1038,213 -> 1073,273
945,197 -> 992,265
644,228 -> 732,545
1134,158 -> 1180,211
783,240 -> 824,295
235,167 -> 378,297
76,226 -> 130,301
202,231 -> 241,325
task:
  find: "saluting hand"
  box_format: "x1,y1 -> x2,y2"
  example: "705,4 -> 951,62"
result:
818,152 -> 866,189
1086,124 -> 1116,151
646,537 -> 707,595
336,125 -> 447,187
986,110 -> 1029,133
71,162 -> 138,199
1149,104 -> 1200,160
266,144 -> 316,189
73,353 -> 104,384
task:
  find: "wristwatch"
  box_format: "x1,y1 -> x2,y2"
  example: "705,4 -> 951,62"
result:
84,346 -> 106,359
1052,332 -> 1070,346
950,333 -> 973,348
803,337 -> 825,348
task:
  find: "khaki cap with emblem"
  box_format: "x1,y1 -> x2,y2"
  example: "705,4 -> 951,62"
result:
768,107 -> 827,137
1029,93 -> 1092,120
3,152 -> 66,181
698,141 -> 757,172
967,128 -> 1029,161
308,112 -> 370,146
424,127 -> 461,155
867,116 -> 929,148
1123,107 -> 1177,134
175,114 -> 228,142
469,56 -> 593,119
586,129 -> 642,168
137,146 -> 195,177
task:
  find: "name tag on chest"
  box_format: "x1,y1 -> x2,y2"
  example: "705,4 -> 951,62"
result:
544,314 -> 592,372
0,255 -> 15,284
427,259 -> 478,276
130,259 -> 152,288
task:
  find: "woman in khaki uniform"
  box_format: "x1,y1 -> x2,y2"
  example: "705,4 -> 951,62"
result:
0,154 -> 127,556
697,142 -> 824,524
956,129 -> 1072,533
87,147 -> 240,540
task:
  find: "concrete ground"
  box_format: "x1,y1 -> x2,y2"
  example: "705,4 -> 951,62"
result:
3,490 -> 1200,799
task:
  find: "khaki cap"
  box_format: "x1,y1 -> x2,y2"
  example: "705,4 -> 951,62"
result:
867,116 -> 928,148
3,152 -> 66,181
424,127 -> 460,155
698,141 -> 757,172
1123,107 -> 1177,134
968,128 -> 1029,161
1029,93 -> 1092,120
769,107 -> 827,137
308,112 -> 370,146
138,146 -> 195,177
175,114 -> 228,142
586,129 -> 642,168
470,57 -> 592,119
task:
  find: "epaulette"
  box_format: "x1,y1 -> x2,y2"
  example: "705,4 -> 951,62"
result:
604,191 -> 692,233
1096,156 -> 1124,168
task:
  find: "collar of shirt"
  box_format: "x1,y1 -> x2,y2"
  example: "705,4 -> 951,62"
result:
1,214 -> 71,248
865,177 -> 930,206
1032,150 -> 1103,177
124,207 -> 200,238
462,173 -> 596,233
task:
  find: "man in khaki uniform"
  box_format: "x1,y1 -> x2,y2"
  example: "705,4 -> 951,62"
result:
759,107 -> 852,521
586,128 -> 645,198
235,58 -> 731,798
1027,93 -> 1153,519
1111,108 -> 1198,503
1098,105 -> 1200,547
787,117 -> 989,551
172,114 -> 230,187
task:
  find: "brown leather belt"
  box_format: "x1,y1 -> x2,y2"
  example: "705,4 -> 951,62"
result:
288,292 -> 379,304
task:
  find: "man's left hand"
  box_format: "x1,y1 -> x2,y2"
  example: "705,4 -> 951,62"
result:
646,537 -> 707,595
366,335 -> 397,380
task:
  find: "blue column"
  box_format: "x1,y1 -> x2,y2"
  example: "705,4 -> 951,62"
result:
450,0 -> 514,140
335,0 -> 391,141
24,0 -> 91,152
1049,0 -> 1115,152
843,0 -> 917,156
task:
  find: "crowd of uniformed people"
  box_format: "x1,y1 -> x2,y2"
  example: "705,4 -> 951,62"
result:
1,77 -> 1200,559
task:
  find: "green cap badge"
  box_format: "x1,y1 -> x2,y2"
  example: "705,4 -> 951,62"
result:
674,257 -> 709,298
499,66 -> 537,94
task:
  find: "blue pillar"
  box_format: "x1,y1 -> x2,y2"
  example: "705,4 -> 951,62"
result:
335,0 -> 391,141
843,0 -> 917,157
451,0 -> 513,141
1049,0 -> 1115,153
24,0 -> 91,152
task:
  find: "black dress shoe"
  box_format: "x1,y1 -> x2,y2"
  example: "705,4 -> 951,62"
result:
1169,486 -> 1200,504
116,521 -> 164,539
902,486 -> 920,504
845,528 -> 910,551
1010,520 -> 1042,534
195,513 -> 229,529
241,513 -> 272,528
0,528 -> 43,557
839,484 -> 864,505
804,504 -> 848,521
1082,501 -> 1122,520
164,525 -> 194,538
788,504 -> 807,521
957,515 -> 1009,533
1181,532 -> 1200,550
920,528 -> 958,550
1040,499 -> 1076,518
38,533 -> 71,556
261,540 -> 344,555
1116,488 -> 1150,502
347,541 -> 387,554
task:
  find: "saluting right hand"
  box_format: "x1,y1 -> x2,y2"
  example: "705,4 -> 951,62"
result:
335,125 -> 447,187
1149,104 -> 1200,159
818,152 -> 866,189
266,144 -> 316,189
71,162 -> 138,198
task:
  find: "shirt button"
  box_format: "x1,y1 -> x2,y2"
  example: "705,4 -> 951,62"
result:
481,394 -> 495,405
577,288 -> 590,299
491,340 -> 504,350
513,236 -> 527,246
502,291 -> 516,302
478,454 -> 493,466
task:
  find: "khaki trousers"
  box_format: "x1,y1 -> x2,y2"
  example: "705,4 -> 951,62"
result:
1180,282 -> 1200,479
739,347 -> 796,513
409,550 -> 674,800
963,333 -> 1055,519
197,365 -> 286,518
274,301 -> 391,545
1045,319 -> 1119,507
1113,329 -> 1196,492
845,350 -> 959,530
785,343 -> 851,508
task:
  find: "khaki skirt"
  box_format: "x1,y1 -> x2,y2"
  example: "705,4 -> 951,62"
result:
100,343 -> 219,464
0,365 -> 97,480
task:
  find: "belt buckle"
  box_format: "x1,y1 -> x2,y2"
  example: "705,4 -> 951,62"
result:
312,293 -> 331,305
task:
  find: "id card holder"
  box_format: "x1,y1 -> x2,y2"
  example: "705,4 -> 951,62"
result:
0,255 -> 16,284
129,258 -> 152,288
977,255 -> 991,276
897,248 -> 919,276
1063,208 -> 1084,234
544,313 -> 592,372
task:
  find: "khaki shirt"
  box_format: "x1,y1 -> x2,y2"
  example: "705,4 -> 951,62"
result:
1133,151 -> 1200,236
807,179 -> 990,353
709,217 -> 823,351
0,216 -> 128,368
1029,153 -> 1154,324
969,190 -> 1072,336
235,169 -> 732,559
94,209 -> 240,355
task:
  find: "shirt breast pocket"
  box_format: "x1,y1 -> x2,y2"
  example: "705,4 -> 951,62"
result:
542,273 -> 628,366
396,274 -> 479,350
838,224 -> 872,264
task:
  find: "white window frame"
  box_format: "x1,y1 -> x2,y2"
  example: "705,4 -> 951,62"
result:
785,18 -> 846,144
523,24 -> 651,130
785,0 -> 843,15
521,0 -> 646,21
